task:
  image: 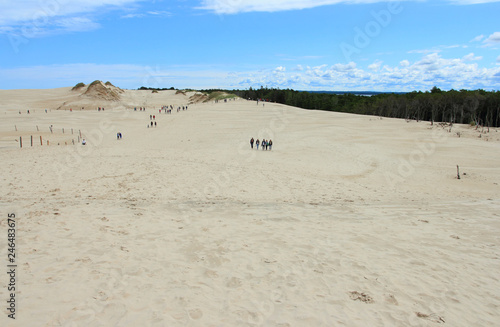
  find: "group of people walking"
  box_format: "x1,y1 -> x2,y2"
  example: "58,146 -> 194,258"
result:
250,138 -> 273,150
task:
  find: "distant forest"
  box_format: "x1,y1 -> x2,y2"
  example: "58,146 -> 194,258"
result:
138,86 -> 176,91
202,87 -> 500,128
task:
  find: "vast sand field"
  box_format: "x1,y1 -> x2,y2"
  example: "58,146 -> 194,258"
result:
0,85 -> 499,326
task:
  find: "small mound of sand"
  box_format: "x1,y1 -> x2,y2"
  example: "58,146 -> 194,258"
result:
104,81 -> 124,94
189,93 -> 209,104
82,80 -> 121,101
71,82 -> 86,91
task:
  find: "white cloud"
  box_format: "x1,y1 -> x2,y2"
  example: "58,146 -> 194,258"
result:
471,34 -> 485,42
0,1 -> 140,35
483,31 -> 500,47
449,0 -> 500,3
54,17 -> 101,32
331,62 -> 356,72
462,53 -> 482,61
368,60 -> 383,71
409,44 -> 465,55
198,0 -> 500,14
121,13 -> 146,18
231,53 -> 500,91
122,10 -> 172,19
147,11 -> 172,17
197,0 -> 412,14
293,65 -> 304,71
198,0 -> 335,14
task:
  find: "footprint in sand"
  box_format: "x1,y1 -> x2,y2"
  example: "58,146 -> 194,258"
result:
384,293 -> 399,305
188,309 -> 203,320
226,277 -> 242,288
415,312 -> 445,324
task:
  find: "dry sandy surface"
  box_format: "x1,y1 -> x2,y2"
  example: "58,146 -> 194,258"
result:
0,87 -> 499,326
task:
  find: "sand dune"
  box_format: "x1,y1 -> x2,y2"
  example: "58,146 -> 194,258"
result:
0,87 -> 499,326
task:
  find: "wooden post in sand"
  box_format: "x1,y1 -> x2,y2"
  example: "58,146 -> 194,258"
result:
457,165 -> 460,180
31,135 -> 33,147
19,137 -> 22,148
47,140 -> 49,146
40,136 -> 43,145
62,128 -> 65,134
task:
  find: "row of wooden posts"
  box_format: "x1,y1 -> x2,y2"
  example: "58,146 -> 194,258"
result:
16,125 -> 82,148
18,135 -> 84,148
15,125 -> 80,135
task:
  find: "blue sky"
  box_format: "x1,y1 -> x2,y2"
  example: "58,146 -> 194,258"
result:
0,0 -> 499,91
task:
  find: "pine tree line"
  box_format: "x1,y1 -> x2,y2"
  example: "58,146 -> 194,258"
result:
202,86 -> 500,128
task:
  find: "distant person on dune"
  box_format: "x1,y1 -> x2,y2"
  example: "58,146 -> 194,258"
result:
250,138 -> 254,149
256,139 -> 260,150
268,139 -> 273,150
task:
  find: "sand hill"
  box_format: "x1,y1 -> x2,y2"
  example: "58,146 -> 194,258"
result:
82,80 -> 122,101
0,85 -> 499,326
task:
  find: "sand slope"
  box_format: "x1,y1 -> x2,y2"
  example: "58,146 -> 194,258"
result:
0,88 -> 499,326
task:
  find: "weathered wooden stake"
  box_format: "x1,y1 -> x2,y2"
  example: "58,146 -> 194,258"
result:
31,135 -> 33,147
40,136 -> 43,145
457,165 -> 460,180
63,128 -> 65,134
47,140 -> 49,146
20,136 -> 22,148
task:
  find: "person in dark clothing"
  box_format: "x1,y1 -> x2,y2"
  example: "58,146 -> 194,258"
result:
250,138 -> 254,149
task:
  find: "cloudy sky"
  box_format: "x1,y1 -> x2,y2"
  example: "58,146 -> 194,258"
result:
0,0 -> 499,91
